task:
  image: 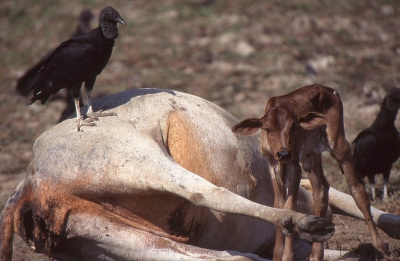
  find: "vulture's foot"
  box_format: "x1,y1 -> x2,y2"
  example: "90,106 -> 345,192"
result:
87,109 -> 117,121
77,118 -> 96,132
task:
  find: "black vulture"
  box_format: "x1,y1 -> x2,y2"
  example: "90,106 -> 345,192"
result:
353,87 -> 400,199
17,9 -> 94,123
30,6 -> 126,130
16,9 -> 94,98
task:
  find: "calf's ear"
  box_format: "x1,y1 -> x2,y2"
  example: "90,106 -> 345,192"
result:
298,112 -> 329,130
232,118 -> 262,135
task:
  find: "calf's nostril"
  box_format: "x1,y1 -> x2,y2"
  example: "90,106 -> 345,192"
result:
277,150 -> 291,160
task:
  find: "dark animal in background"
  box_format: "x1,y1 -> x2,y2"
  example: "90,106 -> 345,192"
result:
30,6 -> 126,130
353,87 -> 400,199
16,10 -> 94,122
70,9 -> 95,39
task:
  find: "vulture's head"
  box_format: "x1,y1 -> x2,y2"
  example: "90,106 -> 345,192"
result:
99,6 -> 127,39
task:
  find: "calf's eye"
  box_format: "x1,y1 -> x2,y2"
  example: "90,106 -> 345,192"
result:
264,128 -> 271,134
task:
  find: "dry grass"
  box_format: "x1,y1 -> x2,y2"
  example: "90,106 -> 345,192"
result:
1,0 -> 400,260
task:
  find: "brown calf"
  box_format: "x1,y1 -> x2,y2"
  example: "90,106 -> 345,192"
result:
232,84 -> 386,261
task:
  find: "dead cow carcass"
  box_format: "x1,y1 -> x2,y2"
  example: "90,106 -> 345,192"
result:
1,89 -> 399,261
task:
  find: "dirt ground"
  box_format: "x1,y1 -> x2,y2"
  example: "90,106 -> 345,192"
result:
1,0 -> 400,260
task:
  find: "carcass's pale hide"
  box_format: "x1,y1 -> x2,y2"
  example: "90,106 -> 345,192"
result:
1,89 -> 399,261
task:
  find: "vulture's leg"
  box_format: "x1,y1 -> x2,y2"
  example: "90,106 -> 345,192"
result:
84,80 -> 116,120
71,84 -> 96,132
74,97 -> 96,131
71,85 -> 95,131
74,98 -> 83,121
367,175 -> 376,199
382,167 -> 391,200
70,85 -> 96,131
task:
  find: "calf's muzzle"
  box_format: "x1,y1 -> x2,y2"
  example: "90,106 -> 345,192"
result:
277,150 -> 292,161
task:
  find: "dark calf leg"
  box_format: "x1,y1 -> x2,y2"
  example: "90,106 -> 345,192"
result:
330,134 -> 386,255
281,162 -> 302,261
324,102 -> 386,255
268,162 -> 302,261
303,154 -> 330,261
269,165 -> 286,261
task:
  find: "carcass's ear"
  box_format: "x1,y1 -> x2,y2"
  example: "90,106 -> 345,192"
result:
232,118 -> 262,135
298,112 -> 329,130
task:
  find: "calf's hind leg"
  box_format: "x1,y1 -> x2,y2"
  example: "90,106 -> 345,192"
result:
326,118 -> 386,255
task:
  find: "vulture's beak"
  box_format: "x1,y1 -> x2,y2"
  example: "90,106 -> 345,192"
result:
117,18 -> 127,27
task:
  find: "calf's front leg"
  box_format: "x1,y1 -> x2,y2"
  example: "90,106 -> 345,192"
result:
281,162 -> 302,261
269,162 -> 302,261
269,164 -> 286,261
302,153 -> 330,261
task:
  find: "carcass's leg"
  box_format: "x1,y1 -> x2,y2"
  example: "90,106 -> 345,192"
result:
60,212 -> 267,261
303,154 -> 329,261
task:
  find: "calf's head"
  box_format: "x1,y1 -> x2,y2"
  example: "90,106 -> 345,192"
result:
232,106 -> 329,164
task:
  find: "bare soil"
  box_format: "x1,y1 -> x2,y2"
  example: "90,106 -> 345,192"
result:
1,1 -> 400,260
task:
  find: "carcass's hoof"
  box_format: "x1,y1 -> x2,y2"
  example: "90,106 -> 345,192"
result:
296,215 -> 335,242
